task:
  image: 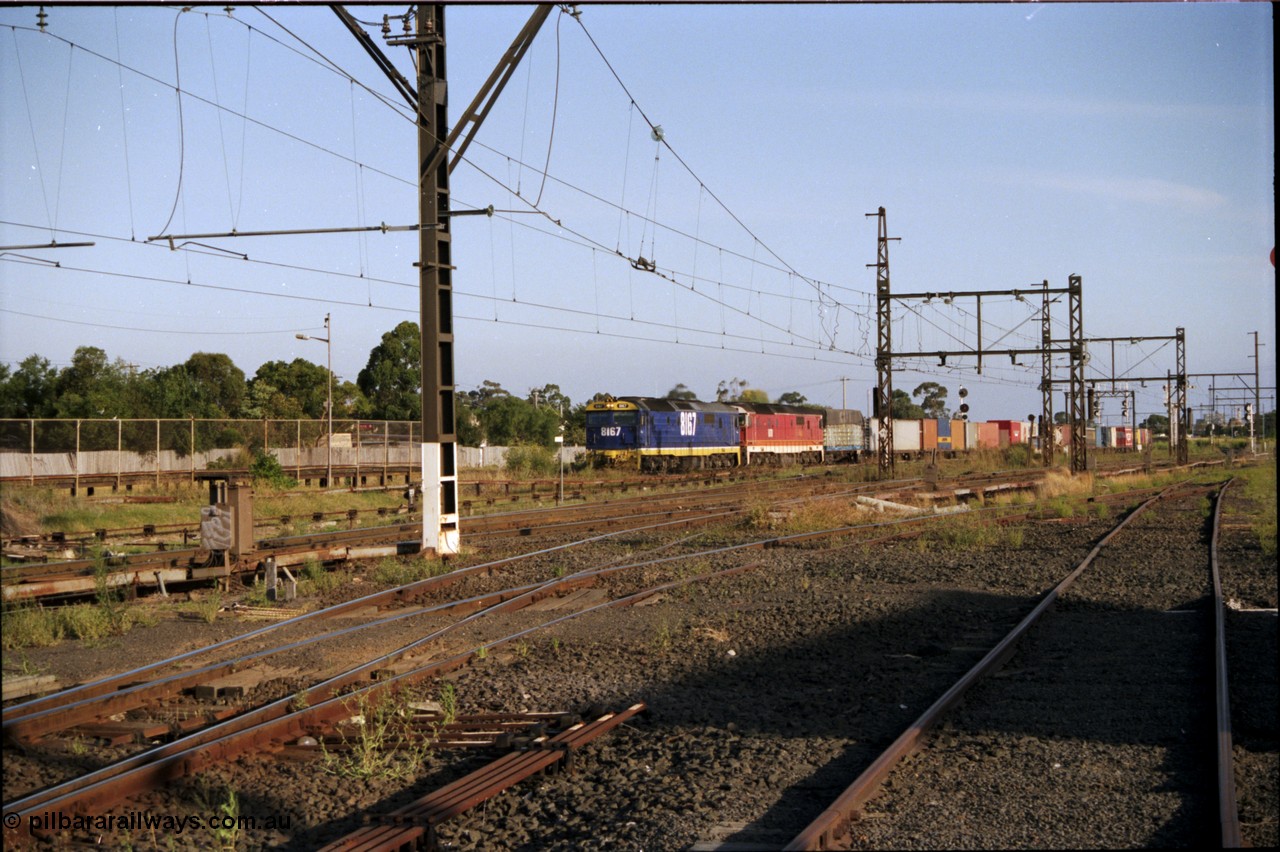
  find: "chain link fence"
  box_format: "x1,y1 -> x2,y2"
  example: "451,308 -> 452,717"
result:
0,420 -> 585,484
0,419 -> 421,484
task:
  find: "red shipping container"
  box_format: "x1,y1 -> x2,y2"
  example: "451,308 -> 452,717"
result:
977,422 -> 1000,449
990,419 -> 1023,446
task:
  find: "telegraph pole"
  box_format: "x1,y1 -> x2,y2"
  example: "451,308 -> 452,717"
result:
868,207 -> 898,476
340,4 -> 550,556
1040,279 -> 1054,465
413,5 -> 459,557
1250,330 -> 1261,453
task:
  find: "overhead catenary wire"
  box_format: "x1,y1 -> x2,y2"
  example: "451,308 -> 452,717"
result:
6,10 -> 1093,399
112,10 -> 137,239
7,19 -> 866,315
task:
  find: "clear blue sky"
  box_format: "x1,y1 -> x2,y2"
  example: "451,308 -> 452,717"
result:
1,2 -> 1273,425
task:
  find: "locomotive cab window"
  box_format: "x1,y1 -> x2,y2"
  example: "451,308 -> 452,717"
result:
586,411 -> 637,427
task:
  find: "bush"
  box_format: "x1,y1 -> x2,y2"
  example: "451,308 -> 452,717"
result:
505,444 -> 559,477
1003,442 -> 1033,467
250,450 -> 297,489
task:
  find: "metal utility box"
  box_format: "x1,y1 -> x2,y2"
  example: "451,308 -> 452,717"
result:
195,473 -> 255,558
226,482 -> 254,557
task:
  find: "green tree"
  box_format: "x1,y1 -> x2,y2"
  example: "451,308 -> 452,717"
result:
912,381 -> 949,419
53,347 -> 135,418
251,359 -> 331,419
455,393 -> 484,445
715,377 -> 750,402
1141,413 -> 1170,434
665,383 -> 698,400
335,380 -> 372,419
477,395 -> 560,446
241,380 -> 304,420
528,383 -> 571,415
357,321 -> 421,421
182,352 -> 247,417
777,391 -> 808,405
890,388 -> 925,419
738,388 -> 769,403
141,364 -> 201,418
0,355 -> 59,417
470,379 -> 509,405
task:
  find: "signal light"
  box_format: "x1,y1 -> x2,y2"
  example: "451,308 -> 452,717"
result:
959,403 -> 969,414
958,386 -> 968,398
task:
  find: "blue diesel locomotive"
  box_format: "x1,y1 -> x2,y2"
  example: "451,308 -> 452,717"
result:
584,397 -> 741,472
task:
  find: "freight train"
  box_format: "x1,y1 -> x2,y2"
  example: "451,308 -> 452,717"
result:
584,396 -> 1149,471
584,397 -> 822,472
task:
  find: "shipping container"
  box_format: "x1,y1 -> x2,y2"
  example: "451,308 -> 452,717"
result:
922,418 -> 939,451
825,408 -> 865,426
966,421 -> 981,451
990,419 -> 1023,447
977,421 -> 1000,449
823,423 -> 864,460
869,418 -> 923,455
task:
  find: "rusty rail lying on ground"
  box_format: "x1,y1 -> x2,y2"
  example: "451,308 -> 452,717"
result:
319,703 -> 646,851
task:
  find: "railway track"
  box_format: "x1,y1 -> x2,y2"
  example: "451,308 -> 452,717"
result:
2,466 -> 1046,602
783,480 -> 1242,849
3,463 -> 1265,849
0,470 -> 1067,831
1,544 -> 762,845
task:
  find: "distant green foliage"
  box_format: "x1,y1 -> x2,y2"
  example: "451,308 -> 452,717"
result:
505,444 -> 559,476
357,321 -> 421,421
250,450 -> 297,489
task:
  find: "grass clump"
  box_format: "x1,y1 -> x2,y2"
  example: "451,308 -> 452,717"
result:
1237,465 -> 1277,557
1,595 -> 156,650
1037,469 -> 1093,501
322,686 -> 430,780
917,512 -> 1029,552
1,602 -> 65,649
371,556 -> 447,587
184,592 -> 224,624
299,559 -> 343,596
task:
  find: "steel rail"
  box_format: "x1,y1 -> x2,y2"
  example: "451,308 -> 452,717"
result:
1211,478 -> 1243,848
0,467 -> 810,578
783,481 -> 1191,851
319,703 -> 647,852
1,564 -> 756,841
4,472 -> 1193,733
2,507 -> 739,733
